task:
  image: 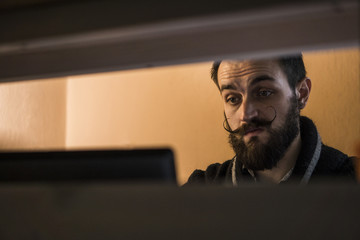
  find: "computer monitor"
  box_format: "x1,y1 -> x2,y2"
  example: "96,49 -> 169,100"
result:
0,148 -> 176,183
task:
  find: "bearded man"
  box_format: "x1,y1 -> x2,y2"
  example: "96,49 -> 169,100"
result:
185,55 -> 356,185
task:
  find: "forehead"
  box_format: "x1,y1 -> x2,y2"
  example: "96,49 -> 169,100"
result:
218,59 -> 287,87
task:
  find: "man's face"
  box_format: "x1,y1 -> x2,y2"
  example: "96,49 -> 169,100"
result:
218,60 -> 300,170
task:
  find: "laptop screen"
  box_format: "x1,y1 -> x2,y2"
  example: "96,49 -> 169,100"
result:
0,149 -> 176,183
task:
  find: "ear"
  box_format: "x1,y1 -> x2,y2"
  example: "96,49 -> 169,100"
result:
295,77 -> 311,110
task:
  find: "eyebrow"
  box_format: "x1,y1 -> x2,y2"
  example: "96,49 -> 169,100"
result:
220,84 -> 236,92
220,75 -> 275,92
249,75 -> 275,86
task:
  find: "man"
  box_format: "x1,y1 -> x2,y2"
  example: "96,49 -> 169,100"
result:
186,54 -> 356,185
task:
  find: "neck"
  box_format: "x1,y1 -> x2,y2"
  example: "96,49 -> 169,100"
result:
255,134 -> 301,184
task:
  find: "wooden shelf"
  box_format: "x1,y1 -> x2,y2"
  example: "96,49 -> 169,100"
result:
0,0 -> 358,82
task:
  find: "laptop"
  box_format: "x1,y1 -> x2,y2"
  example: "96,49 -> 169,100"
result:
0,148 -> 176,183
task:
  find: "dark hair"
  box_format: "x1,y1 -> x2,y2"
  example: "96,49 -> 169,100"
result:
211,54 -> 306,91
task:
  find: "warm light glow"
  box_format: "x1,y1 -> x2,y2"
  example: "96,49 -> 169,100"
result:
0,48 -> 359,184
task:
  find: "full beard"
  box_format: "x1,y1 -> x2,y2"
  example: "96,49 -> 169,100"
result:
228,97 -> 300,171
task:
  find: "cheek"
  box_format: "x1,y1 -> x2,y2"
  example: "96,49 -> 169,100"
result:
271,90 -> 294,112
271,100 -> 293,126
223,103 -> 236,118
224,108 -> 240,129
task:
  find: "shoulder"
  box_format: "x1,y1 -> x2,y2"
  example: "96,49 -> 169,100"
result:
315,144 -> 355,177
184,159 -> 233,185
299,116 -> 356,179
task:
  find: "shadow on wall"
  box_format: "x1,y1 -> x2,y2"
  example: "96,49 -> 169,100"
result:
0,133 -> 27,150
0,78 -> 67,151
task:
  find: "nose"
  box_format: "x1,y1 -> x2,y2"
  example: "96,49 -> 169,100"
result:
238,97 -> 259,123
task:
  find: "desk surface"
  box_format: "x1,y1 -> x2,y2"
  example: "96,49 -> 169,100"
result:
0,183 -> 359,240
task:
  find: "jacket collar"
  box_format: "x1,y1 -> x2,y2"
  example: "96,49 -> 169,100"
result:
293,116 -> 322,182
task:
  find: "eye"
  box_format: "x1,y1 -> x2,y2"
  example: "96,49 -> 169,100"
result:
226,95 -> 242,105
257,90 -> 273,97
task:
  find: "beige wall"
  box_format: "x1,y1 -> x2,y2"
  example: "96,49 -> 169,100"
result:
66,63 -> 233,184
303,49 -> 360,158
0,78 -> 67,150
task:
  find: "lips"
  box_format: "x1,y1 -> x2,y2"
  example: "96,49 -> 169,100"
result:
244,127 -> 264,136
